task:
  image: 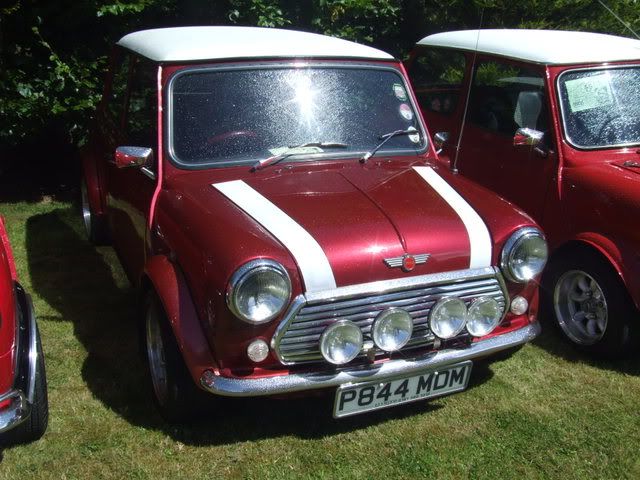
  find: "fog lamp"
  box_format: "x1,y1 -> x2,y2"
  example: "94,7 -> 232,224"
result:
372,308 -> 413,351
430,297 -> 467,339
467,297 -> 502,337
319,320 -> 363,365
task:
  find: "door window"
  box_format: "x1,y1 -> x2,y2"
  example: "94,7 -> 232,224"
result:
468,61 -> 548,137
103,51 -> 130,134
408,48 -> 466,115
126,57 -> 158,149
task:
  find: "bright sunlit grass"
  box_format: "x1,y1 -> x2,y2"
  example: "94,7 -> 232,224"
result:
1,201 -> 640,479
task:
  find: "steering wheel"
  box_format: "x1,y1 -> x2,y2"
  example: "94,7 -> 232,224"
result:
596,115 -> 621,141
597,115 -> 640,144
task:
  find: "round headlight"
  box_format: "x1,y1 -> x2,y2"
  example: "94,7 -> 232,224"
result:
227,259 -> 291,324
501,227 -> 548,283
319,320 -> 363,365
372,308 -> 413,352
467,297 -> 502,337
430,297 -> 467,339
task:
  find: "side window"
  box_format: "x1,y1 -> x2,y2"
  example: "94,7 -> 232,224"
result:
104,52 -> 130,132
408,48 -> 466,115
468,61 -> 548,136
126,57 -> 158,150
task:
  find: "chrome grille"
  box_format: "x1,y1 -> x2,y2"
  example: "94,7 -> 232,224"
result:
273,268 -> 508,365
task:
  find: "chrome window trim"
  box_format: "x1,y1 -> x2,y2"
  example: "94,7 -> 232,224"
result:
271,266 -> 510,365
556,64 -> 640,150
166,62 -> 429,170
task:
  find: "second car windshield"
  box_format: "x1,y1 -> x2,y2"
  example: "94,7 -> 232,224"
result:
169,65 -> 426,167
558,66 -> 640,149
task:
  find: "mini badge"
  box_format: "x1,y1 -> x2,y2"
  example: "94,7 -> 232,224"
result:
393,83 -> 407,101
384,253 -> 431,272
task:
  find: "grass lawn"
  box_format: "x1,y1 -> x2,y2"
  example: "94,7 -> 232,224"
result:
1,200 -> 640,479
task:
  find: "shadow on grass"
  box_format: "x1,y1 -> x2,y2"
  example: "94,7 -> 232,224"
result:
25,206 -> 496,446
532,311 -> 640,376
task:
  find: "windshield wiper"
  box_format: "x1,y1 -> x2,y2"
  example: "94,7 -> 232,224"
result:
360,128 -> 420,163
251,141 -> 348,172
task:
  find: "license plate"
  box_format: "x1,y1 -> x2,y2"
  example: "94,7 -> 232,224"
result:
333,361 -> 472,418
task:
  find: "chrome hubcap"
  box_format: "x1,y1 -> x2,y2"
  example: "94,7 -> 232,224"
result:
554,270 -> 608,345
146,304 -> 169,404
80,180 -> 92,237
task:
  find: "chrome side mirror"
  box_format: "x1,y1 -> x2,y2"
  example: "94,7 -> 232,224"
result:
114,146 -> 153,169
513,128 -> 548,157
433,131 -> 450,155
513,128 -> 544,147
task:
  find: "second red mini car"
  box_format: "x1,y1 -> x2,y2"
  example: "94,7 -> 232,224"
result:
409,29 -> 640,356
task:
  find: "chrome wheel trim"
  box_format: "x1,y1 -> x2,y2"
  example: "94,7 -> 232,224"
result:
80,180 -> 92,237
554,269 -> 608,345
146,303 -> 169,404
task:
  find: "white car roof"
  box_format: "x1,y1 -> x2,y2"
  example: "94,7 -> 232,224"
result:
117,26 -> 394,62
417,29 -> 640,65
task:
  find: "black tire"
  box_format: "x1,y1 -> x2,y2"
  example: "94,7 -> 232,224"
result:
143,291 -> 204,423
3,325 -> 49,445
542,248 -> 640,358
80,177 -> 110,245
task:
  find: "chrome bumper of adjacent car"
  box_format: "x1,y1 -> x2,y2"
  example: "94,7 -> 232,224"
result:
201,321 -> 540,397
0,389 -> 29,434
0,284 -> 39,434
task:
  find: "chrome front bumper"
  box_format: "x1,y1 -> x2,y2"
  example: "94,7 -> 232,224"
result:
0,284 -> 39,434
201,321 -> 540,397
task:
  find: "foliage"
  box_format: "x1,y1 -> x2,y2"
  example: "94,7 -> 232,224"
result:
0,0 -> 639,150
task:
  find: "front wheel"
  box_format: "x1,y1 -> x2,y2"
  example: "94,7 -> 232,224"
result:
144,292 -> 204,422
544,249 -> 639,357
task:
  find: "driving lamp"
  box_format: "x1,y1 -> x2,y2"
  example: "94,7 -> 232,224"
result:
319,320 -> 363,365
429,297 -> 467,339
466,297 -> 502,337
372,308 -> 413,351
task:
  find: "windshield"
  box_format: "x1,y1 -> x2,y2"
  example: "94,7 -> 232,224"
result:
169,65 -> 426,167
558,67 -> 640,149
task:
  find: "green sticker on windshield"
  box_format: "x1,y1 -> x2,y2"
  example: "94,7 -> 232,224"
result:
393,83 -> 407,101
565,74 -> 614,112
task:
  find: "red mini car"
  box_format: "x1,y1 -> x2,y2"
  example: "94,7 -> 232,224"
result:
0,216 -> 48,443
81,26 -> 547,420
409,29 -> 640,356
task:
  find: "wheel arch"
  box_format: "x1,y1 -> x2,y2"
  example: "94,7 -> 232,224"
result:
547,235 -> 639,311
140,255 -> 218,385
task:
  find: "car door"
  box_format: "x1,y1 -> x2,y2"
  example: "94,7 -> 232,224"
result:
105,55 -> 159,283
455,59 -> 557,221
